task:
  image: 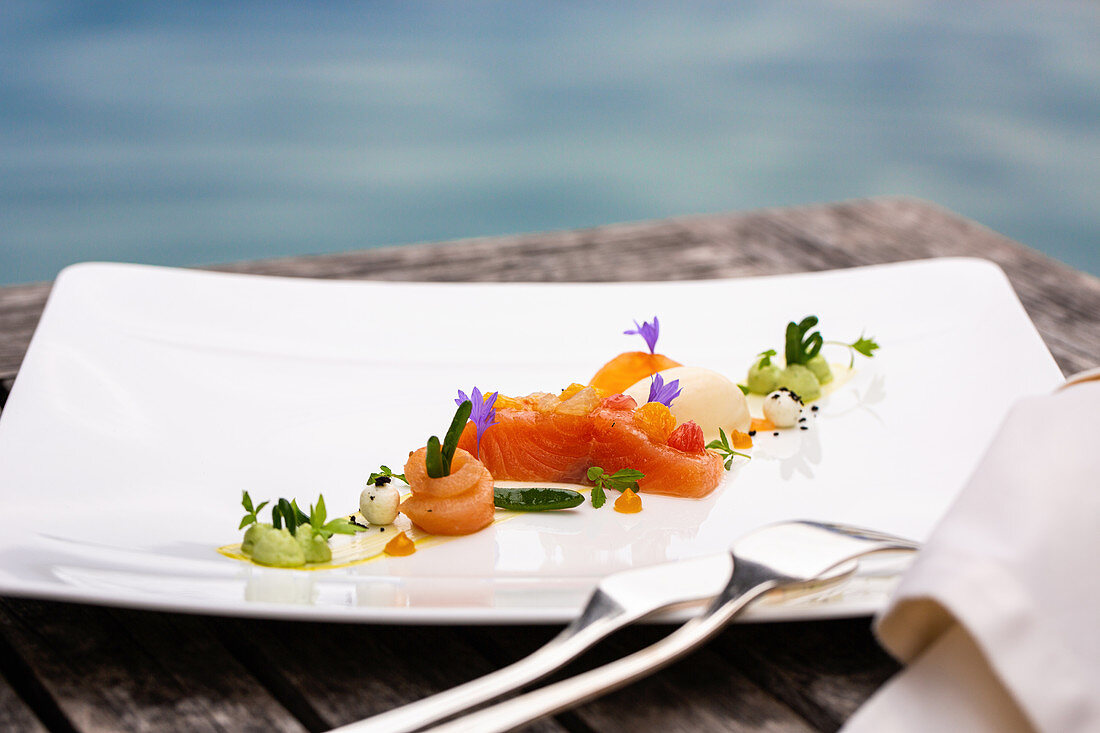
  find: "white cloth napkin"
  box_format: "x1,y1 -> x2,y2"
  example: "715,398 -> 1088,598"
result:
843,371 -> 1100,733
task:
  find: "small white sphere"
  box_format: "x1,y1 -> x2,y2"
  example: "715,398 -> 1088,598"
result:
360,481 -> 400,525
763,388 -> 804,428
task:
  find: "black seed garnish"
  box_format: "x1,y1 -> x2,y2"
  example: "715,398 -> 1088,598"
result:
380,527 -> 385,532
800,426 -> 809,430
748,430 -> 756,437
374,476 -> 392,487
811,405 -> 819,412
771,393 -> 780,400
773,432 -> 779,437
799,417 -> 807,423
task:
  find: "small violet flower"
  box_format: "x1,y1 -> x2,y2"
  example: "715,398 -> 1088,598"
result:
456,387 -> 498,457
623,316 -> 660,354
647,373 -> 682,408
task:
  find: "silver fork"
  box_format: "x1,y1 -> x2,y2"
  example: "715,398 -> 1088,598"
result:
423,520 -> 919,733
332,551 -> 734,733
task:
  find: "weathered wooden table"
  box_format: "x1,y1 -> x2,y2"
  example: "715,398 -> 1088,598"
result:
1,197 -> 1097,733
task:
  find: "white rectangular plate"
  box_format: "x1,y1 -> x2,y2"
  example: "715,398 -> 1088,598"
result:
0,258 -> 1062,623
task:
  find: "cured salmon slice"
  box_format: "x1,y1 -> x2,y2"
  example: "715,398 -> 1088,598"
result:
457,391 -> 725,498
589,406 -> 723,498
467,410 -> 592,484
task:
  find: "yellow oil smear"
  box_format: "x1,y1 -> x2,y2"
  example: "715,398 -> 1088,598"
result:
219,509 -> 520,571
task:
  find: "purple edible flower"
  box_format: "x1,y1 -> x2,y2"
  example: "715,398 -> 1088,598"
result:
456,387 -> 498,457
623,317 -> 660,354
647,373 -> 682,408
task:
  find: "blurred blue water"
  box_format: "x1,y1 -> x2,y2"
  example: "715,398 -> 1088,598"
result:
1,1 -> 1097,285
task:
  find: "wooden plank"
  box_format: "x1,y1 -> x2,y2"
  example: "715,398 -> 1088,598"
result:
1,198 -> 1097,381
485,624 -> 818,733
717,619 -> 899,732
208,618 -> 569,732
0,671 -> 48,733
0,599 -> 306,733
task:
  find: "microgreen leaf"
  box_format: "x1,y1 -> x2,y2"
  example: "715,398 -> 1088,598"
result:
756,349 -> 776,368
587,465 -> 644,508
368,465 -> 408,485
322,518 -> 360,536
239,491 -> 270,529
738,384 -> 751,395
590,482 -> 607,509
309,494 -> 327,530
852,335 -> 879,357
705,428 -> 751,471
825,333 -> 881,367
604,469 -> 644,491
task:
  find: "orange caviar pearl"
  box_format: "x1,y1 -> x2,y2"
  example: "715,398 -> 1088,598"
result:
384,531 -> 416,556
614,488 -> 643,514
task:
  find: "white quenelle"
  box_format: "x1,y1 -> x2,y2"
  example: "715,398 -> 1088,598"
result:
763,387 -> 804,428
360,480 -> 401,525
624,366 -> 751,442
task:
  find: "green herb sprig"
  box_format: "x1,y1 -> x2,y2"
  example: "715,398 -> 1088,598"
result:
307,494 -> 364,539
239,491 -> 270,529
785,317 -> 823,366
425,400 -> 473,478
706,428 -> 752,470
245,492 -> 367,537
586,466 -> 645,509
826,334 -> 881,367
368,465 -> 408,485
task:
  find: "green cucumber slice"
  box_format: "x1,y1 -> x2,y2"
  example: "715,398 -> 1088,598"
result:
493,487 -> 585,512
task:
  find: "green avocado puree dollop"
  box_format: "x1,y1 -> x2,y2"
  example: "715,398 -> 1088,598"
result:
806,353 -> 833,385
747,361 -> 781,394
296,528 -> 333,563
250,527 -> 306,567
241,523 -> 273,556
778,364 -> 821,401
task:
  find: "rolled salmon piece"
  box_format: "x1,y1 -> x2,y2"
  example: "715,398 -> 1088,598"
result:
401,447 -> 495,535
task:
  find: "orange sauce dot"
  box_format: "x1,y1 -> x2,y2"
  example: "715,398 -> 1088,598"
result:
750,416 -> 775,432
384,531 -> 416,556
731,430 -> 753,449
614,488 -> 643,514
